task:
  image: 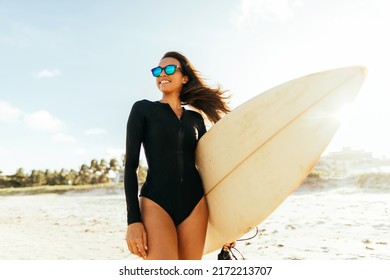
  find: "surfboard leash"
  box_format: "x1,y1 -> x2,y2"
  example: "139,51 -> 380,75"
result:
236,226 -> 259,242
218,227 -> 259,260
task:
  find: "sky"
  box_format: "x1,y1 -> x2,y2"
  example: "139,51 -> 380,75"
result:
1,0 -> 390,175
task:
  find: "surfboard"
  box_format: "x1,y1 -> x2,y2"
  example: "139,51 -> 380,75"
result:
196,66 -> 366,254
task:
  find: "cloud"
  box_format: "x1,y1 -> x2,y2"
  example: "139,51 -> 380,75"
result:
24,110 -> 64,132
85,128 -> 107,136
2,101 -> 66,133
236,0 -> 304,28
52,133 -> 77,144
0,100 -> 22,123
33,69 -> 62,78
1,101 -> 78,146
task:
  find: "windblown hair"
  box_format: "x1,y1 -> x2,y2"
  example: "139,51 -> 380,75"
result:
162,51 -> 230,123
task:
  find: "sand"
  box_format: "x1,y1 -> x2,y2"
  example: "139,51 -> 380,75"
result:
0,182 -> 389,260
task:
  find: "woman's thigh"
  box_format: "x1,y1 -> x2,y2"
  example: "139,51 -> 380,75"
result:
140,197 -> 178,260
177,197 -> 208,260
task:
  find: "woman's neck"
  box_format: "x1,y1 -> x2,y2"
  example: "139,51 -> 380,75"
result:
160,94 -> 182,110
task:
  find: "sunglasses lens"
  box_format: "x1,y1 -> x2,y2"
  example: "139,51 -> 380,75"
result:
165,65 -> 176,75
151,67 -> 162,77
151,65 -> 178,77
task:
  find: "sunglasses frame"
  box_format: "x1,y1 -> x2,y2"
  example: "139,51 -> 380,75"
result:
151,64 -> 181,77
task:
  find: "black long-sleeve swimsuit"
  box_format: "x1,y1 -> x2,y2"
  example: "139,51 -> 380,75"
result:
124,99 -> 207,226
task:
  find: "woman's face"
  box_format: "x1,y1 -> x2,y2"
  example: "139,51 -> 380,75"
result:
155,57 -> 188,94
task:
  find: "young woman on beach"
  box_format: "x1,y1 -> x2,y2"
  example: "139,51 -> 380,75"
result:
124,51 -> 230,260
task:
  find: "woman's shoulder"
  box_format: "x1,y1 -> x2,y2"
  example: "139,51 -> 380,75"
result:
128,100 -> 156,120
186,108 -> 203,119
131,99 -> 155,111
133,99 -> 155,106
186,109 -> 206,125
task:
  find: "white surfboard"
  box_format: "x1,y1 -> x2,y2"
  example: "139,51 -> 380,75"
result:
196,66 -> 366,254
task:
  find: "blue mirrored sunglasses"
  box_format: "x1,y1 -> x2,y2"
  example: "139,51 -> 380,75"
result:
151,64 -> 181,77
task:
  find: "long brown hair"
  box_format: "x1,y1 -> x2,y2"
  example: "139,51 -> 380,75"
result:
162,51 -> 230,123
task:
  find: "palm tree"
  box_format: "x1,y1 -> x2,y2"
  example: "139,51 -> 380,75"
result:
36,170 -> 48,186
90,159 -> 99,172
137,163 -> 148,186
99,159 -> 108,171
14,168 -> 27,187
109,159 -> 118,170
30,170 -> 39,186
58,169 -> 68,185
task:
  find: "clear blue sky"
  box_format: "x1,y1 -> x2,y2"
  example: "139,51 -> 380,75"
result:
1,0 -> 389,174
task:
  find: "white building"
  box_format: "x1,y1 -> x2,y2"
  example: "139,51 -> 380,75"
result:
315,147 -> 389,178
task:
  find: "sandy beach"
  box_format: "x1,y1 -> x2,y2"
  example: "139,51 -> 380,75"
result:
0,180 -> 389,260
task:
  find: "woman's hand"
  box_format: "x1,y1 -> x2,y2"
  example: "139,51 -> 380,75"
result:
126,222 -> 148,259
223,241 -> 236,251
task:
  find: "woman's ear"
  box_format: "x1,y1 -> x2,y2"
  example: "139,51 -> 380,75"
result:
182,76 -> 189,84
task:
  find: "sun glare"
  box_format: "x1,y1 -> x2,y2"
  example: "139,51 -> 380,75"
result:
334,104 -> 355,122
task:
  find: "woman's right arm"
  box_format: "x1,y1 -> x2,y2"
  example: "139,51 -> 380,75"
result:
124,101 -> 148,258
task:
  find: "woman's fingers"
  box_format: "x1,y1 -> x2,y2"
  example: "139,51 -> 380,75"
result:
127,239 -> 145,258
136,242 -> 147,259
131,242 -> 143,258
126,223 -> 148,258
223,241 -> 236,250
142,229 -> 148,251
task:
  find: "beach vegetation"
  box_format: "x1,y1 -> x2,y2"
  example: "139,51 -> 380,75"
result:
355,172 -> 390,189
0,156 -> 148,190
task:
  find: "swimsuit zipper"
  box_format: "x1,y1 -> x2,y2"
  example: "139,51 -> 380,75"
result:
178,123 -> 184,183
162,102 -> 184,183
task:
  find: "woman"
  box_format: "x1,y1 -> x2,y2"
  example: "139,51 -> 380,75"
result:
124,51 -> 230,260
125,52 -> 229,259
